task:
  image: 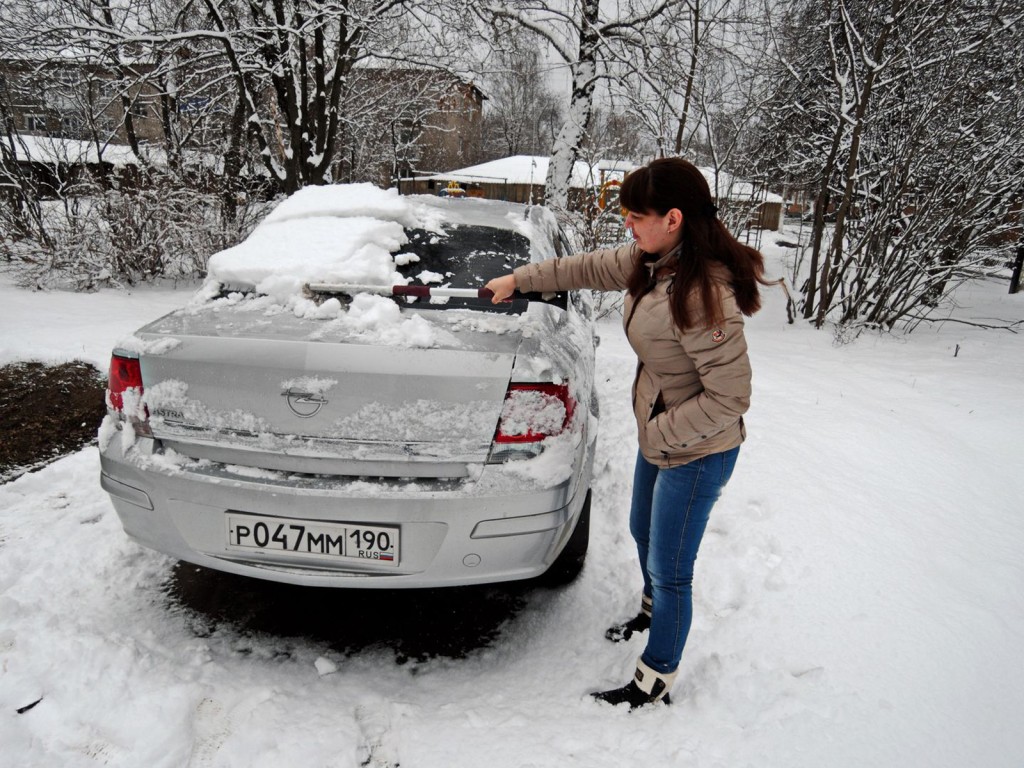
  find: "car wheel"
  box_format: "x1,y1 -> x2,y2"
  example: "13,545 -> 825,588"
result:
540,489 -> 591,586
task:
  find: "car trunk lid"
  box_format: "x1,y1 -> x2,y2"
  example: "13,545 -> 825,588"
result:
129,304 -> 523,478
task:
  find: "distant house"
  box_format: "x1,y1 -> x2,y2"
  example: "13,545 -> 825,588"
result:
337,68 -> 485,187
400,155 -> 782,229
1,57 -> 485,195
697,166 -> 784,231
0,133 -> 226,197
399,155 -> 635,210
0,57 -> 162,147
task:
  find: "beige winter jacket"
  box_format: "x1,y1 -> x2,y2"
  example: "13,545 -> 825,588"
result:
514,243 -> 750,468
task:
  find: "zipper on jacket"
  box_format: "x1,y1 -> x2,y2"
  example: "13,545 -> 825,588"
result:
626,270 -> 660,412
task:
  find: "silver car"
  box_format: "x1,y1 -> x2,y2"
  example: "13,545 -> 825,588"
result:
99,192 -> 598,588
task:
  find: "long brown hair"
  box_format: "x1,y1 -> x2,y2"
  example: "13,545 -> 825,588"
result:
621,157 -> 767,330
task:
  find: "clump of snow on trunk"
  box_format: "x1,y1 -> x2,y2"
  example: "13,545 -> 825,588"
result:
502,432 -> 578,487
310,294 -> 437,347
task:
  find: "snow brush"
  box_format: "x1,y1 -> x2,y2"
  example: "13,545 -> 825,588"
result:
305,283 -> 567,308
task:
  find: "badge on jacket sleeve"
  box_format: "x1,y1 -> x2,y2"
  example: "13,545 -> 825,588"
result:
711,329 -> 727,343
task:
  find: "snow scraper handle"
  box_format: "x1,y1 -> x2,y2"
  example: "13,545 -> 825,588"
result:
306,283 -> 566,307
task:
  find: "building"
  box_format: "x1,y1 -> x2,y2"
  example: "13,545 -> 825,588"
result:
400,155 -> 607,209
697,166 -> 784,231
0,57 -> 162,147
1,57 -> 484,195
335,68 -> 485,187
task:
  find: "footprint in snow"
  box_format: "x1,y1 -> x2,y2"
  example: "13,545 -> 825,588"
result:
190,697 -> 232,766
356,701 -> 401,768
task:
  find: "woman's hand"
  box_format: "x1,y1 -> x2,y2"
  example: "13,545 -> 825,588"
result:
484,274 -> 517,304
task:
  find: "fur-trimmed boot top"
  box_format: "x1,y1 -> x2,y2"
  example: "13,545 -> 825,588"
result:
591,657 -> 677,710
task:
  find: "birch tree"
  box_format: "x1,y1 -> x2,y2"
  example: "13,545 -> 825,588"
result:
470,0 -> 685,211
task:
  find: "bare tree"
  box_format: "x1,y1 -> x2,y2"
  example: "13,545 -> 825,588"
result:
478,29 -> 562,158
337,68 -> 482,184
602,0 -> 776,158
192,0 -> 416,193
760,0 -> 1024,331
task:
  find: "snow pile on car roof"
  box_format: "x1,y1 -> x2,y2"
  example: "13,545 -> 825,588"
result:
204,184 -> 436,303
258,183 -> 426,228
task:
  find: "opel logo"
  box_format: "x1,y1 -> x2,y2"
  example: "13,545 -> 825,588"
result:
282,388 -> 328,418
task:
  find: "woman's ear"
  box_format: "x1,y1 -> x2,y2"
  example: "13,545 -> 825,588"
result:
666,208 -> 684,232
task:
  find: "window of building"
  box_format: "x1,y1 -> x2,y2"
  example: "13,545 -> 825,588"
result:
60,114 -> 86,138
177,96 -> 210,114
129,99 -> 150,121
26,114 -> 47,133
54,68 -> 82,89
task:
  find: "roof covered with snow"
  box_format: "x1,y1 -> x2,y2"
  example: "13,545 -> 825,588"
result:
413,155 -> 597,190
414,155 -> 782,202
698,166 -> 784,204
6,134 -> 217,170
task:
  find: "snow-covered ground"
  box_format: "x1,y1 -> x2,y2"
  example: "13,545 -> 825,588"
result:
2,239 -> 1023,767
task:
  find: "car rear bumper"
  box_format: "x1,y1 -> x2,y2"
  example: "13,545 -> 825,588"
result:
99,428 -> 594,588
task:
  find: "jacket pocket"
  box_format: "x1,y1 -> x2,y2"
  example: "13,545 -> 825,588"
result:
648,391 -> 666,422
643,413 -> 675,455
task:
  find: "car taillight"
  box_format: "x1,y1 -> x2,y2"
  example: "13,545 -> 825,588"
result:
493,383 -> 575,444
107,354 -> 144,415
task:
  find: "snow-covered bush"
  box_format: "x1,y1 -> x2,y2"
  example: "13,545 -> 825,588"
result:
1,172 -> 271,289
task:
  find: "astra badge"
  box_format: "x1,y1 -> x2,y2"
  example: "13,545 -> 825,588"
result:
711,329 -> 727,344
282,388 -> 328,418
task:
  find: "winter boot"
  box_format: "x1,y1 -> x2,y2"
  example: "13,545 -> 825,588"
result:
605,593 -> 652,642
591,658 -> 677,710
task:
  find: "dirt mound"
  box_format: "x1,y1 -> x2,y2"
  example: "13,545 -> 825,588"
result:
0,360 -> 107,483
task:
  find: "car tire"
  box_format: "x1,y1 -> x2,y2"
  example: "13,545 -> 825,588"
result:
540,489 -> 591,586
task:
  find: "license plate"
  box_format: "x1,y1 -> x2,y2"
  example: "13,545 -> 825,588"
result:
225,513 -> 399,566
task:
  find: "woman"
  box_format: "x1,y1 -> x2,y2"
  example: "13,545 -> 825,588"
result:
485,157 -> 767,709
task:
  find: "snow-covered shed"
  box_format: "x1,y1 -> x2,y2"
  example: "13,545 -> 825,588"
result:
699,166 -> 784,230
1,134 -> 222,197
399,155 -> 602,209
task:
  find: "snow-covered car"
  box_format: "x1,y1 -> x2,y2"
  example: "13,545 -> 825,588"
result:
99,185 -> 598,588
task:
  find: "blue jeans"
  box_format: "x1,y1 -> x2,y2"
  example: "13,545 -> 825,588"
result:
629,446 -> 739,674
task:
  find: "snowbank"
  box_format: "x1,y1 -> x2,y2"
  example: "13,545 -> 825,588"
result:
1,236 -> 1023,767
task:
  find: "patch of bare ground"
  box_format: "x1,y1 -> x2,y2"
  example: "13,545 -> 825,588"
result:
0,361 -> 106,483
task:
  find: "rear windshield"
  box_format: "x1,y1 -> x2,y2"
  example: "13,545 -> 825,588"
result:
396,225 -> 532,312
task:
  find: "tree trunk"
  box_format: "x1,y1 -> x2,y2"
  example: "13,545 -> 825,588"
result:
674,0 -> 700,155
221,99 -> 247,225
544,0 -> 600,211
1010,239 -> 1024,295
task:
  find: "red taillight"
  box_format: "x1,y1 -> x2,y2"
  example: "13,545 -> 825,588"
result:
107,354 -> 143,413
494,383 -> 575,444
